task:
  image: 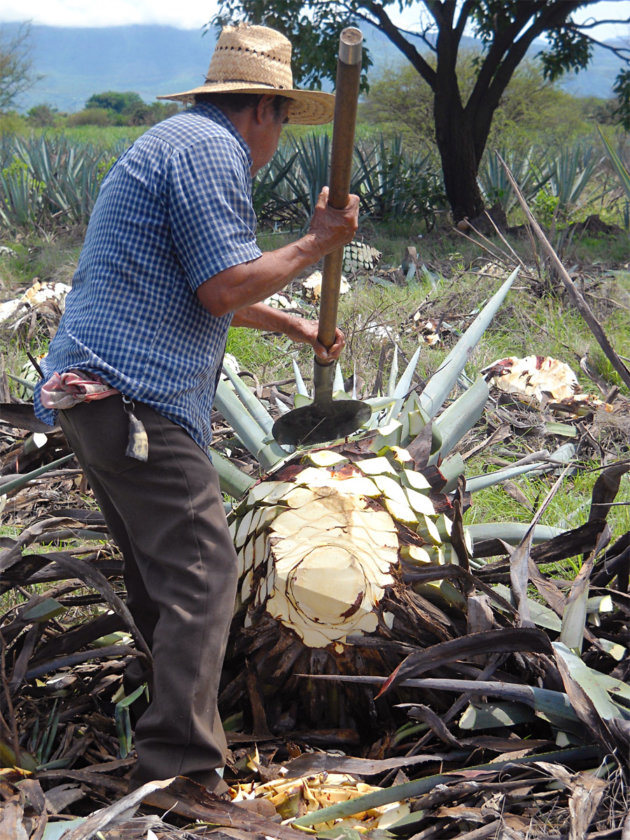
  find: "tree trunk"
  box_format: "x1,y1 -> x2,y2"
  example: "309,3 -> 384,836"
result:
434,95 -> 485,224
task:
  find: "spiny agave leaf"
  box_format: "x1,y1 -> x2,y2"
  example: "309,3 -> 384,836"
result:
553,642 -> 624,721
597,126 -> 630,200
291,359 -> 309,397
437,452 -> 465,493
459,701 -> 535,730
377,627 -> 552,697
467,523 -> 564,550
559,556 -> 593,653
385,345 -> 422,423
0,453 -> 74,497
419,268 -> 518,420
221,360 -> 275,435
588,461 -> 630,523
492,583 -> 561,632
466,460 -> 551,492
429,378 -> 489,464
214,378 -> 287,471
333,360 -> 345,392
210,447 -> 256,499
388,344 -> 399,397
291,747 -> 596,828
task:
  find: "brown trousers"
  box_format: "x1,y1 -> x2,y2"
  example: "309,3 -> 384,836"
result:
59,397 -> 238,792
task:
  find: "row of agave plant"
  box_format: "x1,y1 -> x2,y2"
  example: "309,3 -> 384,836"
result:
0,128 -> 627,232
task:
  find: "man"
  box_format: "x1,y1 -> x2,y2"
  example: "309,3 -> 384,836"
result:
34,23 -> 359,794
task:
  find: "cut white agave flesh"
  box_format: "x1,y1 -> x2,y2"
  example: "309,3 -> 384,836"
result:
235,509 -> 255,549
373,474 -> 409,507
241,539 -> 255,575
400,544 -> 433,566
406,486 -> 436,517
253,532 -> 269,570
236,547 -> 246,579
383,497 -> 418,527
416,514 -> 443,545
265,488 -> 397,648
241,569 -> 254,603
355,457 -> 398,477
294,467 -> 380,497
401,469 -> 432,492
246,481 -> 294,508
305,450 -> 349,468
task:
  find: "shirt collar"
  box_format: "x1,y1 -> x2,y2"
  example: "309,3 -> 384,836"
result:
191,102 -> 253,168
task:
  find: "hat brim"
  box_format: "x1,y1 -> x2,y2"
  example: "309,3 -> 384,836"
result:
157,83 -> 334,125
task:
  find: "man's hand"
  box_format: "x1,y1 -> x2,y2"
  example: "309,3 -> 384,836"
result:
230,305 -> 345,363
284,316 -> 345,363
307,187 -> 360,255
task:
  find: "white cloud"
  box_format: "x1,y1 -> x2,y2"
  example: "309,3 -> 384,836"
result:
1,0 -> 219,29
2,0 -> 629,40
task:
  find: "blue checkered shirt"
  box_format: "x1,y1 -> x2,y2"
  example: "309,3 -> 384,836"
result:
34,103 -> 262,455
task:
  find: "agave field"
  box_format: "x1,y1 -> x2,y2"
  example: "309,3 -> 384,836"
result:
0,127 -> 629,839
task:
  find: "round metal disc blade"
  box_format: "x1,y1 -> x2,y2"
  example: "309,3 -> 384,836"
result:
272,399 -> 371,446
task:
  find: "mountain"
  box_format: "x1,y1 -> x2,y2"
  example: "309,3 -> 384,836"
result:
0,21 -> 623,114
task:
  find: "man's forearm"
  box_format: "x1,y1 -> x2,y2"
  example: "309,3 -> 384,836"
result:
231,302 -> 305,341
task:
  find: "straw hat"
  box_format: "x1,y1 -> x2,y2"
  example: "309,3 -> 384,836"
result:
158,23 -> 334,125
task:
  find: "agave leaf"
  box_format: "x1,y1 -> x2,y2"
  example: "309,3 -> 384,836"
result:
559,557 -> 593,653
387,344 -> 399,397
291,746 -> 594,828
492,583 -> 561,632
210,447 -> 256,500
385,345 -> 422,423
467,523 -> 565,548
214,379 -> 287,471
598,126 -> 630,199
0,453 -> 74,497
466,461 -> 552,493
437,453 -> 465,492
429,377 -> 489,463
221,361 -> 275,435
291,359 -> 309,397
333,360 -> 345,393
553,642 -> 624,721
419,268 -> 518,420
459,701 -> 534,729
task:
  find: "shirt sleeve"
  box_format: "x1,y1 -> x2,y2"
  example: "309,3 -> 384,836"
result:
167,134 -> 263,290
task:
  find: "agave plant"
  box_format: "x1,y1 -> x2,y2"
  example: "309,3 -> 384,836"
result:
208,268 -> 585,731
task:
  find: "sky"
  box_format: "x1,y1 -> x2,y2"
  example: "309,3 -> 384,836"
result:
1,0 -> 629,39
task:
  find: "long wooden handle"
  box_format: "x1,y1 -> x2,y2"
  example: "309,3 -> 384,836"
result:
317,27 -> 363,352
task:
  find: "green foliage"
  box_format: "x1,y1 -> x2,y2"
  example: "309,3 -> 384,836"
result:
214,0 -> 630,221
0,134 -> 123,230
532,188 -> 560,227
67,107 -> 112,128
26,104 -> 58,128
86,90 -> 144,114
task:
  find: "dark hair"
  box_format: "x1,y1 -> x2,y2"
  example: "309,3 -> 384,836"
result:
195,92 -> 290,117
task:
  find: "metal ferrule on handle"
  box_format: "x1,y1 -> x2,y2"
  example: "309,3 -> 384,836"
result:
316,26 -> 363,359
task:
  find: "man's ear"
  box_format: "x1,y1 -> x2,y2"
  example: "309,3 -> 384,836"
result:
255,95 -> 276,123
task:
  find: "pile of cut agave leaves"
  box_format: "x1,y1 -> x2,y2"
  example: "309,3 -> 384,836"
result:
2,267 -> 630,839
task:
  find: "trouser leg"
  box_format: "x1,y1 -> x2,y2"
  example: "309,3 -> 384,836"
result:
59,397 -> 237,791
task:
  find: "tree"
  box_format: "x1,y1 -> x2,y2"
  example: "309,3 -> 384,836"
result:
213,1 -> 630,222
0,23 -> 36,111
85,91 -> 144,115
27,103 -> 58,127
363,54 -> 595,158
